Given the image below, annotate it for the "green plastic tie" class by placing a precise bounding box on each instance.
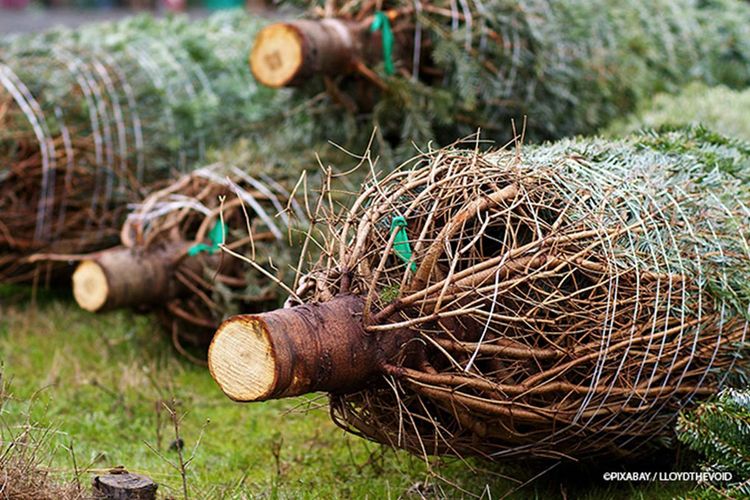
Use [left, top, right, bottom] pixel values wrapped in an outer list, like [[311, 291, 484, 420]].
[[187, 220, 226, 256], [370, 11, 395, 76], [390, 216, 416, 272]]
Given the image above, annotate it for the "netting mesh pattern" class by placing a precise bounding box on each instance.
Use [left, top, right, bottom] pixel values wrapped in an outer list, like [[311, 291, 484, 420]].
[[0, 12, 284, 282], [120, 162, 305, 356], [296, 127, 750, 460], [291, 0, 750, 145]]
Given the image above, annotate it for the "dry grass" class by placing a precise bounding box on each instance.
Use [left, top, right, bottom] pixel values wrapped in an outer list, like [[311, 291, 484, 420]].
[[0, 377, 84, 500]]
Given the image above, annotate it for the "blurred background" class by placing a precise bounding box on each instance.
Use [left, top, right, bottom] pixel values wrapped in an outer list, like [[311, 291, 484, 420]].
[[0, 0, 265, 33]]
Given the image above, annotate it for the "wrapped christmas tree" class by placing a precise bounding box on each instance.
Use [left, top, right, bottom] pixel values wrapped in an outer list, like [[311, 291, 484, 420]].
[[250, 0, 750, 147], [0, 12, 300, 283], [70, 158, 306, 359], [69, 139, 350, 359], [209, 127, 750, 460]]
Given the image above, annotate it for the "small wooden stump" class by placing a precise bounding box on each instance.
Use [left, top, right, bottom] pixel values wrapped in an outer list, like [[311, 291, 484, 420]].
[[92, 472, 157, 500]]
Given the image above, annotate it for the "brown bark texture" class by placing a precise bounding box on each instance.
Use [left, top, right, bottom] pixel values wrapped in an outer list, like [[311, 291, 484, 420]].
[[91, 472, 157, 500], [209, 295, 409, 401], [250, 19, 381, 87], [72, 241, 207, 312]]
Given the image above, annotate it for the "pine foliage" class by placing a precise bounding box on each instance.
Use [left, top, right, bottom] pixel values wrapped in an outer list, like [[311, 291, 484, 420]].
[[0, 12, 328, 281], [608, 82, 750, 142], [0, 11, 288, 177], [290, 0, 750, 147], [274, 126, 750, 459], [677, 389, 750, 498]]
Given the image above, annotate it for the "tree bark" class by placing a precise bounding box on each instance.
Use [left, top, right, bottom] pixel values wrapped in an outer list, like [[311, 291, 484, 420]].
[[208, 295, 408, 402], [72, 241, 201, 313], [92, 472, 157, 500], [250, 19, 379, 87]]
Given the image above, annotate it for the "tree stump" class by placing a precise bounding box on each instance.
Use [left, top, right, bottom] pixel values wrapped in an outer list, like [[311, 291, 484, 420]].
[[92, 472, 157, 500]]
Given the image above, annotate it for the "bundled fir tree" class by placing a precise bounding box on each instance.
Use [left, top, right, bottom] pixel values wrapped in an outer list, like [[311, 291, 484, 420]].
[[209, 127, 750, 461], [250, 0, 750, 149], [0, 12, 308, 284], [70, 140, 348, 359]]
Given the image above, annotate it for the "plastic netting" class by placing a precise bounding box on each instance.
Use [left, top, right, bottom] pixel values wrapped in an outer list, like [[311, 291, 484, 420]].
[[117, 161, 308, 360], [0, 12, 283, 282], [291, 128, 750, 460], [284, 0, 750, 147]]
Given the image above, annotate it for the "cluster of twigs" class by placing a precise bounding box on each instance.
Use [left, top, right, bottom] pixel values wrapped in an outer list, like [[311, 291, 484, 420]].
[[117, 163, 305, 361], [0, 12, 281, 283], [0, 374, 85, 500], [287, 127, 750, 460], [0, 427, 85, 500], [0, 86, 118, 283]]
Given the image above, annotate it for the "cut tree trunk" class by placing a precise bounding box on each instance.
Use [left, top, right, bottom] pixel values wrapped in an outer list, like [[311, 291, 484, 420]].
[[250, 19, 378, 87], [72, 242, 200, 313], [92, 472, 157, 500], [208, 295, 408, 401]]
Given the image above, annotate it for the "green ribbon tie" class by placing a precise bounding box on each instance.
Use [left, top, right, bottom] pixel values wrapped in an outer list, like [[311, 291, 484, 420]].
[[187, 220, 226, 256], [370, 11, 395, 76], [390, 216, 416, 272]]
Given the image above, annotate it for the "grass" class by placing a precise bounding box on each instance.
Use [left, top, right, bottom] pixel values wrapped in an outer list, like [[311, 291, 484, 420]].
[[0, 285, 701, 498]]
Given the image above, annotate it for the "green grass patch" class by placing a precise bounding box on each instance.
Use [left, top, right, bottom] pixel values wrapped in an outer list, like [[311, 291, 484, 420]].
[[0, 292, 700, 498]]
